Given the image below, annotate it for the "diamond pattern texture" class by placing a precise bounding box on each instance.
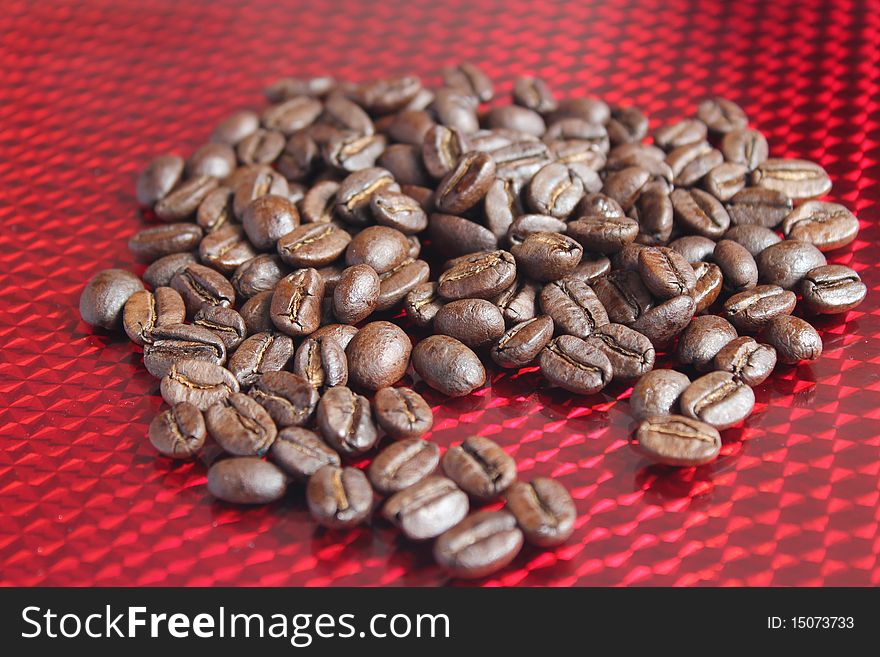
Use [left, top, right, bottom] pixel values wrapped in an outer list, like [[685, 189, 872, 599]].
[[1, 0, 879, 587]]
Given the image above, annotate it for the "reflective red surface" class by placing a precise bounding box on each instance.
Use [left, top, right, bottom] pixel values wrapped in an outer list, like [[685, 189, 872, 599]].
[[1, 0, 879, 586]]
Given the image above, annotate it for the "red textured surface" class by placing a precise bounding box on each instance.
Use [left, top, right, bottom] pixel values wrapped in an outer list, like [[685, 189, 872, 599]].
[[1, 0, 879, 587]]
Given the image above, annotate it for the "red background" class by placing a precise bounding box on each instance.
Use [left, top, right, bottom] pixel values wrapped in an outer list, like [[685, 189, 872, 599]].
[[1, 0, 879, 587]]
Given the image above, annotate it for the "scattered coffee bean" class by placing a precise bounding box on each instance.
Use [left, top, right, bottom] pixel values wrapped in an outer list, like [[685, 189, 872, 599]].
[[143, 252, 197, 289], [800, 264, 866, 315], [437, 250, 517, 300], [205, 392, 277, 456], [586, 323, 656, 379], [372, 387, 434, 439], [268, 426, 340, 481], [751, 158, 832, 199], [635, 414, 722, 467], [720, 128, 768, 171], [228, 331, 294, 387], [668, 235, 717, 263], [160, 359, 239, 411], [148, 402, 206, 459], [591, 269, 653, 324], [761, 315, 823, 364], [170, 262, 236, 316], [249, 371, 319, 428], [491, 315, 554, 369], [333, 264, 380, 324], [316, 386, 379, 456], [383, 476, 469, 540], [155, 176, 219, 222], [676, 315, 738, 371], [369, 439, 441, 495], [441, 435, 516, 501], [307, 465, 373, 528], [122, 287, 185, 345], [629, 294, 696, 348], [411, 335, 486, 397], [129, 223, 204, 262], [638, 246, 697, 299], [680, 370, 755, 430], [540, 334, 613, 394], [505, 478, 576, 547], [433, 299, 506, 348], [137, 155, 185, 206], [722, 224, 781, 256], [691, 261, 724, 313], [292, 336, 348, 389], [345, 321, 411, 391], [270, 268, 325, 336], [725, 186, 792, 228], [712, 239, 758, 292], [193, 306, 247, 350], [781, 201, 859, 252], [208, 457, 288, 505], [756, 240, 827, 290], [629, 369, 691, 420], [142, 323, 227, 378], [712, 336, 777, 386], [696, 97, 748, 135], [433, 510, 524, 579], [670, 187, 730, 239]]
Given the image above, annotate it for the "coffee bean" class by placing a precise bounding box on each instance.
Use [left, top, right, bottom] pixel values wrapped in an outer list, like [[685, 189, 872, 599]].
[[638, 246, 697, 299], [330, 264, 379, 324], [249, 371, 319, 428], [376, 258, 430, 311], [756, 240, 827, 290], [206, 392, 277, 456], [722, 224, 781, 257], [265, 76, 335, 102], [630, 369, 690, 420], [513, 76, 557, 113], [691, 262, 723, 313], [316, 387, 378, 457], [335, 168, 398, 225], [540, 334, 612, 394], [382, 475, 468, 541], [154, 176, 219, 222], [196, 186, 235, 233], [600, 166, 651, 211], [632, 187, 673, 245], [129, 223, 204, 262], [604, 143, 666, 171], [713, 336, 777, 386], [307, 465, 373, 528], [353, 75, 422, 114], [507, 214, 568, 247], [292, 336, 348, 389], [422, 124, 470, 179], [703, 162, 748, 201], [567, 254, 611, 285], [239, 291, 275, 335], [720, 128, 768, 171], [653, 119, 707, 151], [670, 187, 730, 239], [142, 323, 227, 378], [511, 232, 583, 282], [373, 387, 434, 440], [723, 284, 796, 333], [434, 151, 496, 214], [261, 96, 322, 135], [197, 224, 256, 274], [187, 142, 236, 179], [324, 91, 375, 136], [539, 278, 608, 338], [411, 335, 486, 397], [429, 213, 498, 257], [491, 316, 554, 369], [441, 435, 515, 501], [547, 97, 610, 125], [591, 269, 653, 324], [491, 139, 552, 183], [231, 254, 288, 299], [309, 323, 359, 351], [386, 110, 436, 146], [760, 315, 823, 364], [168, 263, 235, 317], [298, 180, 338, 225], [713, 239, 758, 292], [606, 105, 648, 146], [270, 269, 325, 336], [681, 370, 755, 430], [433, 299, 506, 348], [148, 402, 206, 459], [677, 315, 738, 371], [433, 510, 523, 579], [123, 287, 186, 345], [548, 138, 607, 170], [800, 265, 866, 315], [696, 97, 748, 134], [237, 128, 286, 166], [442, 63, 493, 102], [193, 306, 247, 350], [486, 105, 546, 137], [751, 158, 832, 199], [527, 162, 598, 218], [232, 167, 289, 219], [160, 359, 238, 410], [369, 440, 441, 495], [405, 282, 445, 327], [630, 294, 696, 348], [143, 252, 198, 289], [492, 277, 538, 325], [345, 226, 410, 275], [585, 323, 655, 379], [566, 214, 639, 254], [207, 457, 287, 505], [505, 478, 575, 547], [79, 268, 144, 331], [345, 321, 411, 391], [277, 223, 352, 268], [241, 195, 300, 251], [228, 331, 294, 387], [668, 235, 717, 263], [369, 190, 427, 234], [323, 131, 387, 172], [781, 201, 859, 252], [211, 110, 260, 145], [137, 155, 184, 206], [667, 140, 723, 187], [267, 427, 340, 482], [725, 187, 792, 228], [437, 250, 517, 300], [634, 415, 721, 467]]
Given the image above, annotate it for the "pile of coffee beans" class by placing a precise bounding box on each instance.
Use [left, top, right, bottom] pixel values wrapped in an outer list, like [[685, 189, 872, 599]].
[[80, 64, 865, 579]]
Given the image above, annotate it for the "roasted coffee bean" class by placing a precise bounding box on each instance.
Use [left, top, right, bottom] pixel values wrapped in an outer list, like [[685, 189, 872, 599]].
[[376, 146, 431, 188], [713, 336, 777, 386], [653, 119, 708, 151], [324, 91, 375, 135], [493, 277, 538, 325], [667, 141, 723, 187], [170, 263, 235, 316], [638, 246, 697, 299], [369, 190, 427, 234], [606, 105, 648, 145], [696, 97, 748, 134], [540, 335, 612, 394], [691, 262, 723, 313], [756, 240, 827, 290], [193, 306, 247, 350], [429, 213, 498, 257], [604, 143, 666, 171], [544, 119, 608, 145], [630, 369, 690, 420], [308, 324, 359, 352], [411, 335, 486, 397], [491, 315, 554, 369], [442, 63, 493, 102], [751, 158, 832, 199], [680, 370, 755, 430], [237, 128, 286, 166], [373, 387, 434, 440], [228, 331, 294, 387], [800, 265, 866, 315], [249, 371, 319, 428], [591, 269, 653, 324], [270, 269, 324, 336], [486, 105, 546, 137], [547, 96, 610, 125], [241, 195, 300, 251], [405, 282, 445, 327], [323, 131, 387, 172], [511, 232, 583, 282], [422, 124, 470, 179], [437, 250, 517, 300], [154, 176, 219, 222], [129, 223, 204, 262], [386, 109, 435, 146], [345, 321, 411, 391], [722, 224, 781, 256], [576, 188, 627, 220], [137, 155, 184, 206], [434, 151, 496, 214], [268, 426, 340, 482], [160, 359, 238, 410], [300, 180, 339, 224], [600, 166, 651, 211], [668, 235, 717, 263], [375, 258, 430, 311], [548, 137, 607, 170], [527, 162, 597, 218], [292, 336, 348, 389], [725, 187, 792, 228], [307, 465, 372, 528], [713, 239, 758, 292], [634, 415, 721, 467], [670, 187, 730, 239], [382, 475, 468, 540], [149, 402, 206, 459], [723, 284, 796, 333], [505, 478, 575, 547], [433, 299, 506, 348], [211, 110, 260, 145], [277, 223, 352, 268], [199, 224, 257, 273], [196, 186, 235, 233], [143, 252, 197, 289], [566, 214, 639, 254], [239, 291, 274, 335], [539, 278, 608, 338], [335, 167, 398, 225], [316, 263, 344, 296], [568, 253, 612, 285], [632, 187, 673, 245], [123, 287, 186, 345], [333, 263, 380, 324], [507, 214, 567, 247], [586, 323, 655, 379], [369, 438, 440, 493], [630, 294, 696, 348], [433, 510, 523, 579], [441, 435, 515, 501], [676, 315, 738, 371], [265, 76, 335, 102], [142, 323, 227, 378], [781, 201, 859, 252], [720, 128, 768, 171], [79, 268, 145, 330], [345, 226, 410, 275], [232, 167, 289, 219], [187, 142, 236, 179], [513, 76, 557, 113], [703, 162, 748, 201], [316, 387, 378, 457], [261, 96, 322, 135], [231, 254, 288, 299], [205, 393, 277, 456], [353, 75, 422, 113], [207, 457, 287, 505], [761, 315, 823, 364]]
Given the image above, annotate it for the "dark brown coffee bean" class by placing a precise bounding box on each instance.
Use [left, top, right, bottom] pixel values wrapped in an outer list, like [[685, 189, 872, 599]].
[[405, 283, 444, 327], [129, 223, 203, 262], [207, 457, 287, 504], [568, 253, 611, 284], [299, 181, 338, 224], [428, 213, 498, 257], [432, 299, 505, 348], [239, 291, 274, 335], [323, 131, 387, 172], [604, 143, 666, 171], [211, 110, 260, 146], [507, 214, 567, 247], [369, 438, 439, 493], [696, 97, 748, 134], [540, 335, 612, 394], [377, 143, 431, 187], [607, 105, 648, 145], [676, 315, 738, 371], [630, 294, 697, 348], [635, 415, 721, 467], [123, 287, 186, 345], [315, 263, 343, 296], [382, 475, 467, 540], [539, 278, 608, 338], [585, 323, 655, 379], [373, 387, 434, 440], [486, 105, 546, 137], [720, 128, 768, 171], [78, 268, 143, 331], [249, 371, 319, 428], [527, 162, 599, 218], [268, 427, 340, 482], [316, 387, 378, 457], [186, 142, 235, 179], [368, 190, 427, 234], [335, 167, 398, 225], [547, 137, 607, 170], [723, 285, 796, 332], [236, 128, 286, 166], [160, 359, 238, 410], [751, 158, 832, 199], [261, 96, 322, 135], [137, 155, 184, 206], [667, 141, 723, 187], [511, 232, 583, 282], [148, 401, 206, 460], [492, 277, 538, 325], [591, 269, 653, 324], [713, 336, 777, 386], [232, 167, 289, 220], [441, 62, 493, 102], [670, 187, 730, 239], [438, 250, 517, 300], [630, 369, 690, 420], [681, 370, 755, 430], [193, 306, 246, 350], [546, 97, 610, 125], [270, 269, 324, 336], [375, 258, 430, 311], [323, 90, 375, 135], [265, 76, 335, 102], [231, 254, 287, 299], [491, 139, 552, 183], [761, 315, 823, 364], [344, 226, 409, 275], [328, 264, 380, 324], [632, 187, 673, 245], [241, 195, 300, 251], [703, 162, 748, 201], [195, 186, 234, 234], [725, 187, 792, 228], [709, 239, 756, 293], [307, 465, 372, 528], [781, 201, 859, 252], [345, 321, 411, 391], [305, 325, 357, 353], [198, 224, 257, 274], [433, 510, 523, 579], [513, 76, 557, 113], [422, 124, 470, 179], [491, 316, 554, 369], [756, 240, 827, 290], [691, 262, 723, 313], [385, 109, 435, 145], [600, 166, 651, 211], [668, 235, 717, 263], [411, 335, 486, 397], [723, 224, 781, 256], [292, 336, 348, 389], [638, 246, 697, 299], [169, 262, 235, 316], [351, 75, 422, 114], [228, 331, 294, 387], [154, 176, 219, 222], [434, 151, 496, 214], [441, 435, 515, 501], [206, 392, 277, 456], [142, 323, 227, 378], [800, 265, 866, 315], [653, 119, 707, 151], [505, 478, 575, 547], [566, 214, 639, 254], [277, 223, 352, 268], [143, 253, 197, 289]]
